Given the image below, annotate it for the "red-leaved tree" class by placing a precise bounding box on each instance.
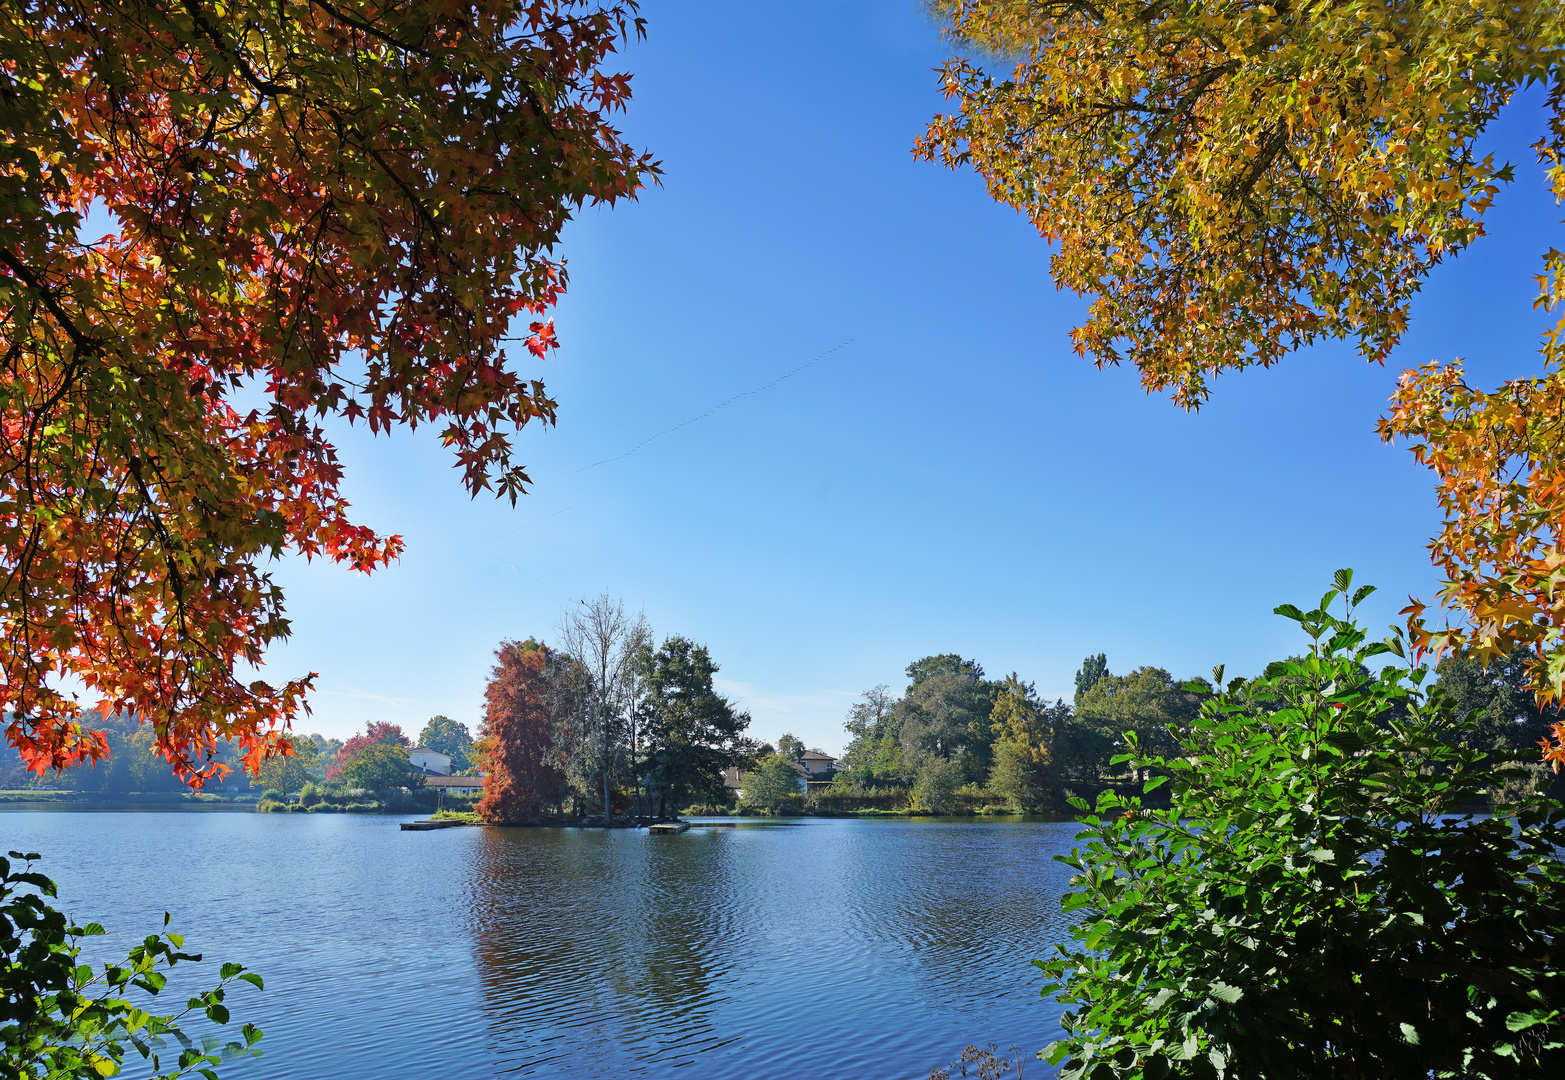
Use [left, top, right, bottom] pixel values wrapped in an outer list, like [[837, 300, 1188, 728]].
[[477, 639, 569, 823], [326, 722, 410, 783]]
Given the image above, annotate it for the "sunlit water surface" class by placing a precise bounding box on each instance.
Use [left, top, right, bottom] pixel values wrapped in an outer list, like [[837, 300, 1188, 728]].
[[2, 811, 1082, 1079]]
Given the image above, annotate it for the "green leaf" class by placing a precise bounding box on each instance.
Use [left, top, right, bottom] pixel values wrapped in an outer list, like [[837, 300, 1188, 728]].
[[1209, 982, 1242, 1004], [1506, 1010, 1551, 1032]]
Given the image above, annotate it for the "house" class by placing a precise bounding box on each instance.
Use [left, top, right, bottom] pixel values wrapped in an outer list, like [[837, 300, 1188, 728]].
[[422, 774, 482, 797], [722, 759, 819, 797], [799, 750, 836, 776], [409, 747, 451, 775]]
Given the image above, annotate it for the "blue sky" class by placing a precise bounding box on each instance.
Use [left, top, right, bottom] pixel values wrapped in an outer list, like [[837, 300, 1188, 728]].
[[257, 0, 1564, 755]]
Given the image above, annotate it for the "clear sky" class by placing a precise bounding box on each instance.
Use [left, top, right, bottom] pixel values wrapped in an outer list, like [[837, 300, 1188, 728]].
[[256, 0, 1564, 755]]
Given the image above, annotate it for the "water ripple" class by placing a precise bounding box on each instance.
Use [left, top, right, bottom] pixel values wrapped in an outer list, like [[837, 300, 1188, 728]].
[[2, 811, 1084, 1080]]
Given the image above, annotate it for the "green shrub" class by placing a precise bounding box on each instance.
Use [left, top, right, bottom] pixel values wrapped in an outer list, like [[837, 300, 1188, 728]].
[[807, 789, 910, 812], [1, 851, 264, 1079], [298, 782, 321, 807], [911, 758, 961, 814], [306, 802, 334, 813], [429, 810, 480, 824], [738, 753, 807, 813], [259, 788, 283, 803], [343, 801, 379, 813], [1041, 572, 1565, 1079]]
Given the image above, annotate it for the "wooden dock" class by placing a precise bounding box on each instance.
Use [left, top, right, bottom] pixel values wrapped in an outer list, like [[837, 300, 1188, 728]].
[[647, 821, 690, 834], [400, 819, 464, 831]]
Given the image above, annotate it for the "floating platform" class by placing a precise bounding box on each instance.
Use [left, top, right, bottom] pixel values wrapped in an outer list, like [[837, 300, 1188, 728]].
[[647, 821, 690, 834], [400, 819, 464, 831]]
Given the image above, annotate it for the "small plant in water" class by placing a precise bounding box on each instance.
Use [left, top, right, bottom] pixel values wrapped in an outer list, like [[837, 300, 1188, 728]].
[[930, 1043, 1027, 1080]]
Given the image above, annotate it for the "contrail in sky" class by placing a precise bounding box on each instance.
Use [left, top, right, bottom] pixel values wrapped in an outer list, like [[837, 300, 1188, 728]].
[[577, 340, 854, 472]]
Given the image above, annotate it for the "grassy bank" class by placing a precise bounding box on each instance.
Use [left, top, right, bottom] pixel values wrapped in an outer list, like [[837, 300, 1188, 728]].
[[256, 792, 480, 815], [0, 790, 257, 806]]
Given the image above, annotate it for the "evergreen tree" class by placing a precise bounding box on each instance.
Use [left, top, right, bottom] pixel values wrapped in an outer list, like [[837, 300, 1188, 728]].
[[1074, 653, 1108, 706], [639, 636, 754, 818]]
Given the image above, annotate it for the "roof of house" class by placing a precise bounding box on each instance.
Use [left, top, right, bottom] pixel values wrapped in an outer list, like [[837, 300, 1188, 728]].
[[423, 774, 481, 787], [800, 750, 835, 762], [410, 746, 449, 757]]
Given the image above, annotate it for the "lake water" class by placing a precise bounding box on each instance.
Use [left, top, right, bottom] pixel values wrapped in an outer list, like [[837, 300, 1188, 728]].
[[1, 811, 1084, 1079]]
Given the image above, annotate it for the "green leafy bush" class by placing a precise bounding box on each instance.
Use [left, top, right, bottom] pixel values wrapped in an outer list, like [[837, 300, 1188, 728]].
[[1040, 572, 1565, 1079], [912, 758, 961, 814], [298, 782, 321, 808], [739, 754, 807, 814], [0, 851, 263, 1079]]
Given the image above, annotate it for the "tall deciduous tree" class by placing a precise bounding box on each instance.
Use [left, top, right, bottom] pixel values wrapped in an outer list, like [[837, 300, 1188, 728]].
[[841, 684, 894, 772], [639, 636, 753, 818], [1075, 666, 1205, 776], [917, 0, 1565, 763], [896, 654, 998, 783], [988, 674, 1064, 812], [339, 741, 413, 795], [252, 736, 318, 798], [557, 595, 651, 824], [0, 0, 657, 785], [477, 639, 569, 824], [416, 715, 474, 773], [326, 722, 408, 783]]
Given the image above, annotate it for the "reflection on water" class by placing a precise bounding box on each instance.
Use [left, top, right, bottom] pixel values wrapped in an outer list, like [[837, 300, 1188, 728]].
[[2, 812, 1081, 1080], [465, 828, 738, 1072]]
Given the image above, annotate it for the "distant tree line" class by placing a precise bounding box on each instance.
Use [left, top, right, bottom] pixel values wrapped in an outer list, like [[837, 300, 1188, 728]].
[[832, 647, 1563, 813], [2, 645, 1550, 809], [0, 713, 474, 806]]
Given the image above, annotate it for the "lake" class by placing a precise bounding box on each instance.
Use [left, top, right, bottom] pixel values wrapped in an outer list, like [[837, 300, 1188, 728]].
[[1, 811, 1084, 1079]]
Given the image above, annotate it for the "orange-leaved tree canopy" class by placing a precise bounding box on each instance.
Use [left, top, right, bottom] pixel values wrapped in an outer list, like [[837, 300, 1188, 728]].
[[917, 0, 1565, 766], [476, 638, 571, 824], [0, 0, 657, 784]]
